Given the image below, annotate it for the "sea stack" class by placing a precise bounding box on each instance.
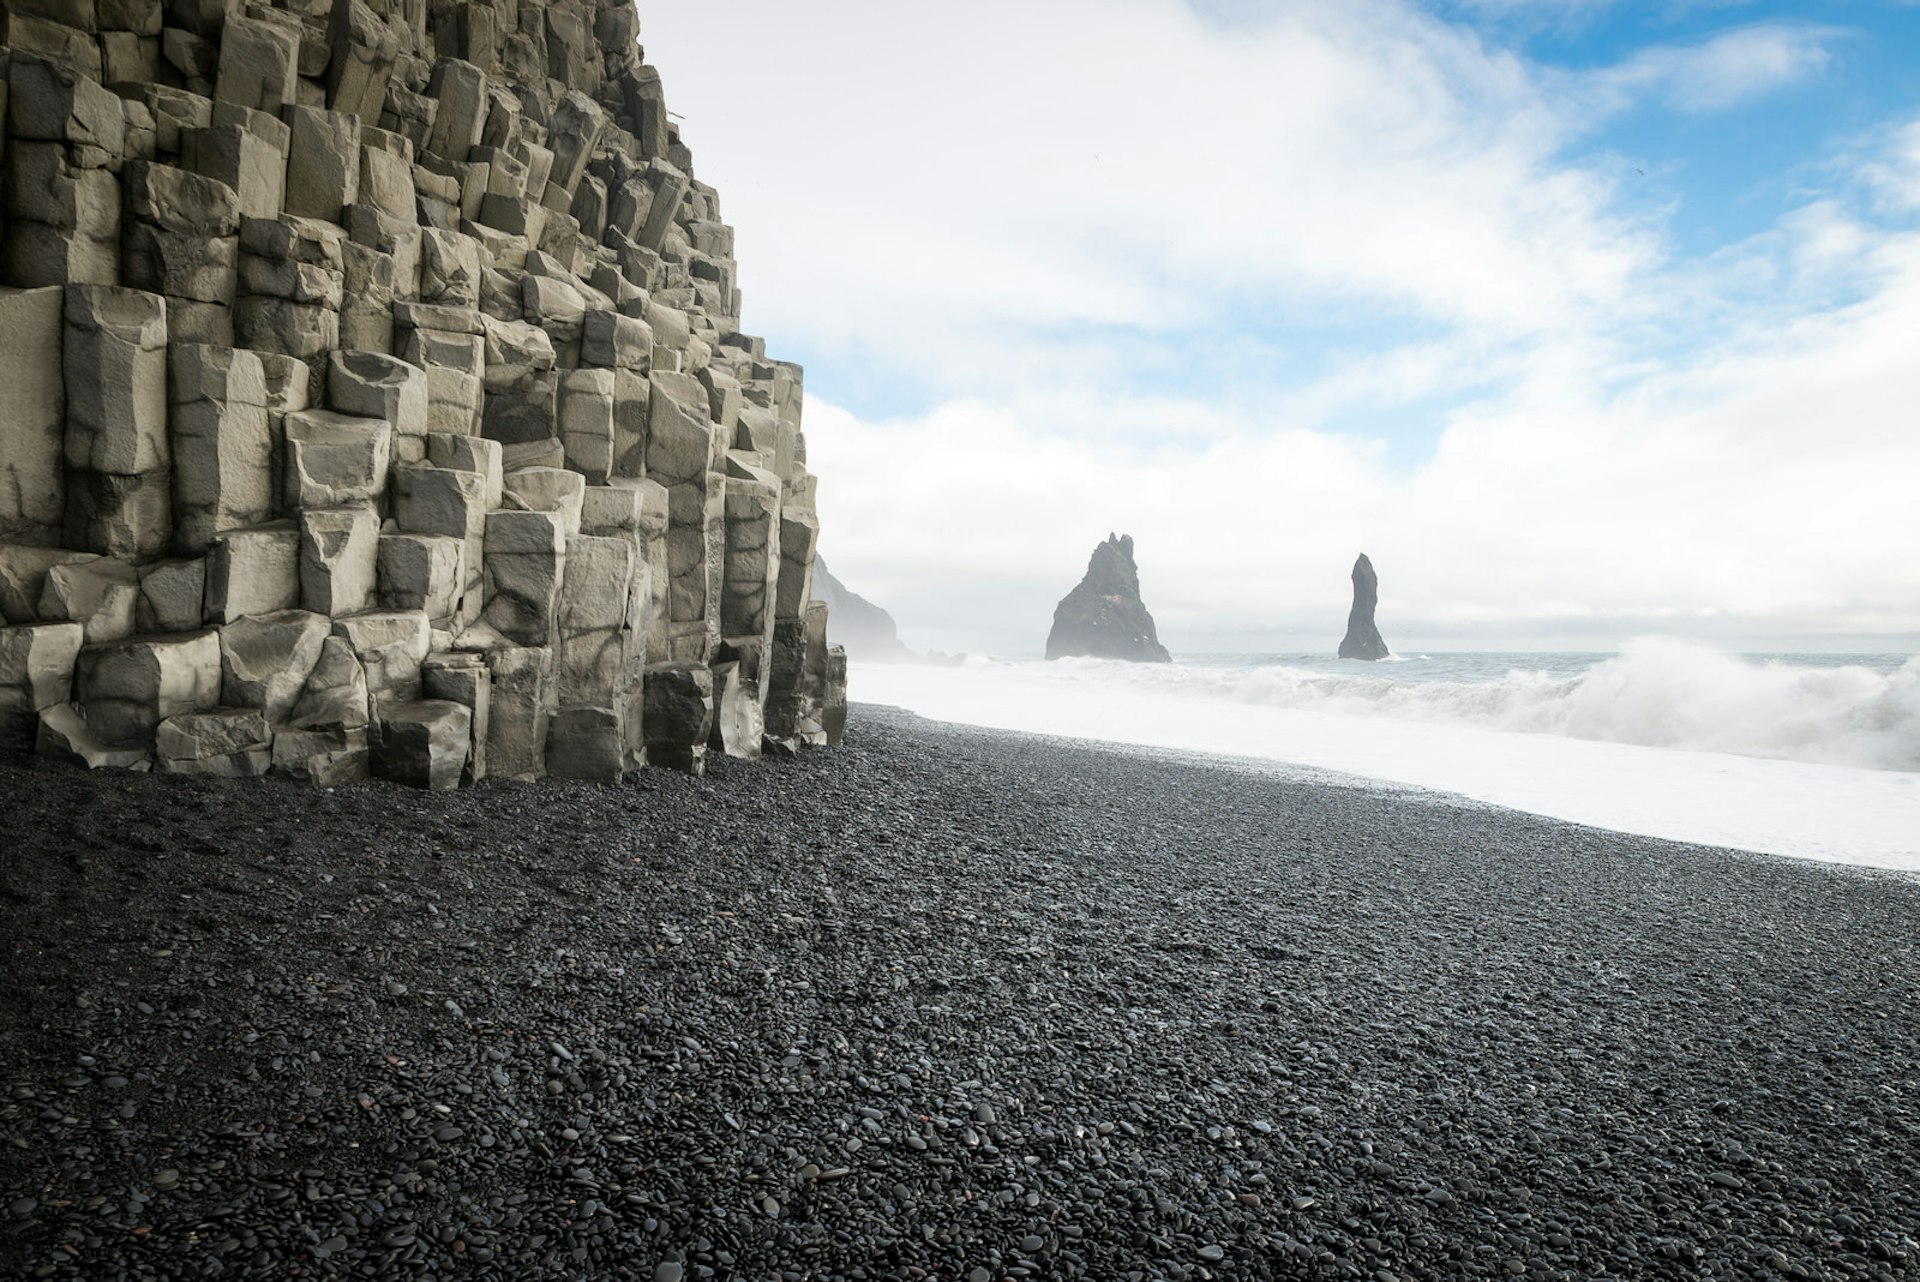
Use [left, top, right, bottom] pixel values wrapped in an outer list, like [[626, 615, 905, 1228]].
[[1338, 553, 1391, 661], [1046, 534, 1171, 662]]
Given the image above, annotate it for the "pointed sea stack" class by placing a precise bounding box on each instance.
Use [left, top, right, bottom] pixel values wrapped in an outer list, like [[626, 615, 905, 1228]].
[[1338, 553, 1391, 661], [1046, 534, 1171, 662]]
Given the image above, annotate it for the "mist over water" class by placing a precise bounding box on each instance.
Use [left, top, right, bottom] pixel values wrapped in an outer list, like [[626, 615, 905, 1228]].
[[853, 639, 1920, 867], [1097, 640, 1920, 773]]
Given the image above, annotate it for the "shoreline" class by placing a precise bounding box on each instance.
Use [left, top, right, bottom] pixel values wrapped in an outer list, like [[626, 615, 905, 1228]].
[[3, 704, 1917, 1280], [847, 661, 1920, 871]]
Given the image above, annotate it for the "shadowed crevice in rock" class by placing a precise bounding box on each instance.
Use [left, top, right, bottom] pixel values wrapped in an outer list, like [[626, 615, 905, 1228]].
[[1046, 533, 1171, 662], [1339, 552, 1390, 661]]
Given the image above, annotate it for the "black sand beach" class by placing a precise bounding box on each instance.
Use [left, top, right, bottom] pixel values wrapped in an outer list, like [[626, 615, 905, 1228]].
[[2, 704, 1916, 1281]]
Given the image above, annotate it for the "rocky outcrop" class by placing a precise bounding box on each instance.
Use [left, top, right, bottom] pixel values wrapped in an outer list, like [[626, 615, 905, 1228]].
[[0, 0, 844, 786], [813, 556, 912, 662], [1045, 533, 1170, 663], [1338, 553, 1390, 661]]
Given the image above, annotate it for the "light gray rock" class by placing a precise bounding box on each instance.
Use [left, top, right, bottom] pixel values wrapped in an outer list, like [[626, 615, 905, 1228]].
[[426, 434, 503, 506], [611, 368, 650, 479], [183, 122, 286, 220], [287, 633, 370, 730], [481, 508, 565, 647], [155, 707, 271, 776], [218, 607, 330, 722], [546, 703, 624, 782], [39, 557, 139, 643], [213, 14, 299, 115], [423, 57, 486, 162], [557, 368, 616, 483], [168, 344, 271, 554], [482, 643, 550, 781], [775, 507, 819, 621], [0, 622, 86, 748], [72, 628, 222, 746], [240, 212, 346, 270], [7, 50, 125, 152], [821, 647, 849, 747], [327, 349, 428, 434], [418, 227, 484, 306], [36, 703, 152, 771], [63, 285, 170, 476], [708, 658, 763, 760], [270, 724, 368, 783], [0, 546, 99, 623], [553, 533, 634, 705], [204, 520, 300, 624], [298, 506, 379, 615], [136, 558, 206, 633], [325, 0, 399, 121], [282, 409, 392, 510], [376, 532, 464, 624], [283, 104, 361, 223], [125, 159, 242, 236], [332, 609, 431, 715], [0, 287, 67, 545], [501, 466, 584, 537], [721, 462, 781, 660], [422, 651, 489, 783]]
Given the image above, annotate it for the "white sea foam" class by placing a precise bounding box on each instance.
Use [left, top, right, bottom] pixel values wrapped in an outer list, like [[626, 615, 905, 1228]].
[[1057, 639, 1920, 772], [852, 642, 1920, 870]]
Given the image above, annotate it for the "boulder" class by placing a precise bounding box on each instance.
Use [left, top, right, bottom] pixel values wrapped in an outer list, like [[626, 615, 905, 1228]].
[[71, 629, 222, 746], [1044, 533, 1171, 663], [37, 703, 152, 771], [373, 699, 470, 790], [271, 724, 369, 784], [155, 707, 272, 776], [219, 608, 330, 722], [643, 660, 710, 775]]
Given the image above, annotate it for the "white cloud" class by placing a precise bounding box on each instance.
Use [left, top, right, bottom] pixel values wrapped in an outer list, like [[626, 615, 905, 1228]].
[[635, 2, 1920, 652], [808, 221, 1920, 653], [1575, 23, 1840, 116], [645, 0, 1653, 387]]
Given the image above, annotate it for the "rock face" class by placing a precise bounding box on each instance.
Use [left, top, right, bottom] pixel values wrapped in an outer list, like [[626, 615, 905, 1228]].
[[1045, 533, 1171, 663], [813, 556, 912, 662], [0, 0, 845, 785], [1338, 553, 1390, 661]]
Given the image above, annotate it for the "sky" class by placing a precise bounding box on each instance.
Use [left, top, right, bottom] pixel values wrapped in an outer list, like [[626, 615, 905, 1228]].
[[642, 1, 1920, 656]]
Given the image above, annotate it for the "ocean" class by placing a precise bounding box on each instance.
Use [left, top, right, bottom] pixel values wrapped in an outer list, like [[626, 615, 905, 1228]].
[[849, 638, 1920, 871]]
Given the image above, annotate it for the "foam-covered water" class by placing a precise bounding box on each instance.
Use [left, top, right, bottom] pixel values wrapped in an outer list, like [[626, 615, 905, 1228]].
[[1043, 641, 1920, 772], [851, 640, 1920, 869]]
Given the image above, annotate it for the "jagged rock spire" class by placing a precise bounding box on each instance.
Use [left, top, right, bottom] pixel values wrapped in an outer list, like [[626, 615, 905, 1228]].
[[1045, 533, 1171, 663]]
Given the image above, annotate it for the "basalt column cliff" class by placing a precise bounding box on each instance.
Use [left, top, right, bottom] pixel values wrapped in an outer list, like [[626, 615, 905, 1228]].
[[0, 0, 844, 785]]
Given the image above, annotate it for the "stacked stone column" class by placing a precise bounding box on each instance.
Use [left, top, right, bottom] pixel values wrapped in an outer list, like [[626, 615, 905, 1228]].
[[0, 0, 845, 787]]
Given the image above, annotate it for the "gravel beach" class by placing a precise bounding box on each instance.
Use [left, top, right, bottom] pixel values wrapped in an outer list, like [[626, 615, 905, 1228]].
[[2, 703, 1916, 1281]]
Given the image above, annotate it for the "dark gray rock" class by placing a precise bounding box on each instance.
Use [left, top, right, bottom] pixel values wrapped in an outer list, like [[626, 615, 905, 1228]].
[[1338, 552, 1390, 661], [1046, 533, 1170, 662], [812, 556, 912, 662]]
